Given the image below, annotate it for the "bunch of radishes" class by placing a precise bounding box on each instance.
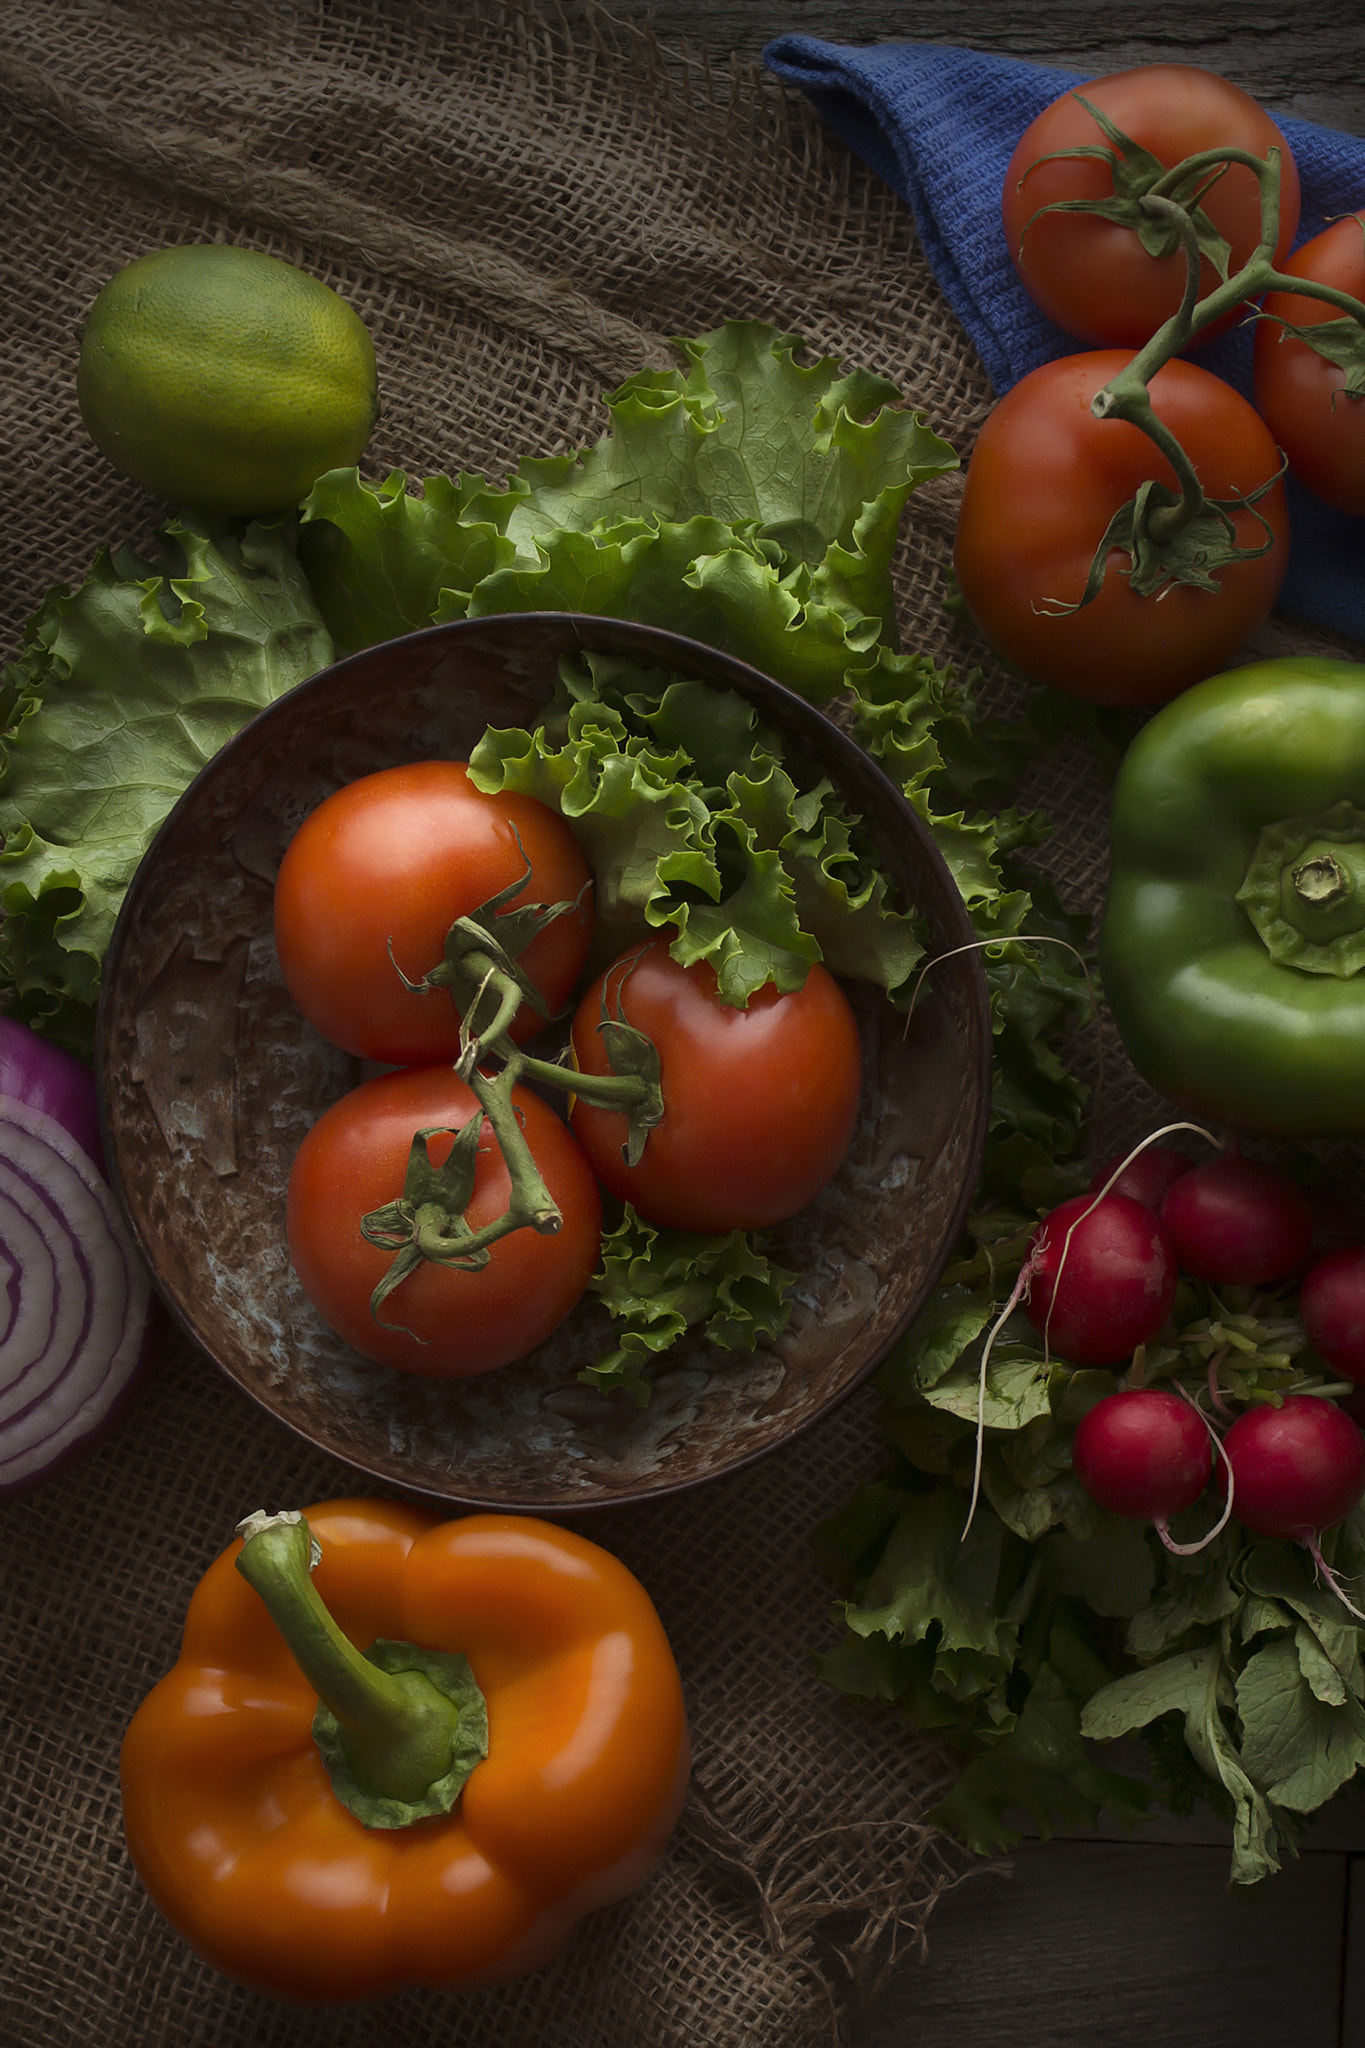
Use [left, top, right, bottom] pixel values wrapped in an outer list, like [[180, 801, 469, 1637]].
[[1018, 1137, 1365, 1599]]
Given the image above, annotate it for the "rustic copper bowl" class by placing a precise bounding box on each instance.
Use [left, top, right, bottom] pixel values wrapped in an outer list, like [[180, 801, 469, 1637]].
[[98, 614, 990, 1510]]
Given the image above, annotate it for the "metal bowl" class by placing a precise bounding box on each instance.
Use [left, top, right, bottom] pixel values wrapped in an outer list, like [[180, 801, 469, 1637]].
[[98, 614, 991, 1510]]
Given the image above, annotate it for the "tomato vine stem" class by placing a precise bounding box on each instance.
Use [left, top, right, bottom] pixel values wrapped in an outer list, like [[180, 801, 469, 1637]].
[[360, 911, 667, 1329], [1071, 132, 1365, 604]]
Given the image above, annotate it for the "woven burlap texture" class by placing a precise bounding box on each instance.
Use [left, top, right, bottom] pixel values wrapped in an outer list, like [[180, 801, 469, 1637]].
[[4, 4, 1360, 2046], [0, 5, 992, 2045]]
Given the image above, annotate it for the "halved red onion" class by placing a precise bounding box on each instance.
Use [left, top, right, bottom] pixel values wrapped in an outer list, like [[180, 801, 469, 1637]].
[[0, 1093, 151, 1498], [0, 1016, 105, 1170]]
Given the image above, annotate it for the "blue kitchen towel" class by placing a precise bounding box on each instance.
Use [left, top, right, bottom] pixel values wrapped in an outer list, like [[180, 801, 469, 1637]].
[[764, 37, 1365, 643]]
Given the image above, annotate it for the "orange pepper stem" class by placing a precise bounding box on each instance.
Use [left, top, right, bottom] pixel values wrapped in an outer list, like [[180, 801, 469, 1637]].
[[234, 1511, 489, 1828]]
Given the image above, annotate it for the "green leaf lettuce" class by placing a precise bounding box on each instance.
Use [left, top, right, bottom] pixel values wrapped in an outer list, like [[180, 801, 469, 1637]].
[[0, 517, 332, 1055]]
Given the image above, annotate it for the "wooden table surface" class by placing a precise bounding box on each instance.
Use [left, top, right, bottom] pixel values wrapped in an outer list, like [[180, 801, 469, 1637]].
[[581, 6, 1365, 2044]]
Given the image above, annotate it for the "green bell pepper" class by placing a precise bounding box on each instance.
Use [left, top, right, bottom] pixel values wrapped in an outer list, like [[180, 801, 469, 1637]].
[[1099, 657, 1365, 1136]]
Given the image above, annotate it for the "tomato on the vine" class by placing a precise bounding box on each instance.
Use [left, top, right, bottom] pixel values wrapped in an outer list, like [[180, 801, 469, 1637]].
[[1254, 212, 1365, 517], [287, 1063, 602, 1376], [568, 940, 863, 1234], [273, 760, 593, 1065], [1003, 65, 1300, 350], [953, 351, 1289, 707]]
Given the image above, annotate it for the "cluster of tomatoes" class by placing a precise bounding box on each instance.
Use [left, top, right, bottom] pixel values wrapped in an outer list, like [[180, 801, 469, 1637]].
[[953, 64, 1365, 709], [271, 758, 864, 1379], [1019, 1140, 1365, 1564]]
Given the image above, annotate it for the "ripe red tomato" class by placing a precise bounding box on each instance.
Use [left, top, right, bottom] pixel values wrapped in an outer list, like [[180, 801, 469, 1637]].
[[287, 1064, 602, 1376], [1254, 212, 1365, 516], [273, 760, 593, 1064], [568, 941, 862, 1234], [953, 351, 1289, 707], [1003, 65, 1300, 349]]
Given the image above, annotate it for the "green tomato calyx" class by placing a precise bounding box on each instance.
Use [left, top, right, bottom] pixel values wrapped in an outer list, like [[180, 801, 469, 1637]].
[[390, 835, 587, 1073], [1014, 96, 1235, 277], [1054, 129, 1365, 621], [1040, 468, 1282, 614]]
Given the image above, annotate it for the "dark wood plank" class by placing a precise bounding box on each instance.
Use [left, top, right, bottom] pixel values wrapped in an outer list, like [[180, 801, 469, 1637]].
[[1344, 1857, 1365, 2048], [575, 3, 1365, 130], [861, 1839, 1347, 2048]]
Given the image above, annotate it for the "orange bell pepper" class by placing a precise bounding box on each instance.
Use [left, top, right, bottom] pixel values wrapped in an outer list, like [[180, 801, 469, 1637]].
[[120, 1497, 690, 2001]]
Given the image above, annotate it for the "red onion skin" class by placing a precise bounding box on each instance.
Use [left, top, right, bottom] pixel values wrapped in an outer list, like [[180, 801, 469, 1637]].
[[0, 1074, 155, 1500], [0, 1018, 105, 1172], [0, 1306, 162, 1503]]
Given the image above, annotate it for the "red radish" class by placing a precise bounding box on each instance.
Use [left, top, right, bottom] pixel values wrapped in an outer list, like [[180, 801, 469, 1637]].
[[1303, 1185, 1365, 1263], [1159, 1155, 1313, 1286], [1299, 1249, 1365, 1385], [1283, 1185, 1365, 1288], [1072, 1388, 1213, 1545], [1221, 1397, 1365, 1539], [1023, 1193, 1177, 1366], [1088, 1145, 1193, 1212], [1221, 1397, 1365, 1612]]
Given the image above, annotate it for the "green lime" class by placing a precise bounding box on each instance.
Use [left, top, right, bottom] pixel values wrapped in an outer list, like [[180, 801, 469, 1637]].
[[76, 243, 378, 516]]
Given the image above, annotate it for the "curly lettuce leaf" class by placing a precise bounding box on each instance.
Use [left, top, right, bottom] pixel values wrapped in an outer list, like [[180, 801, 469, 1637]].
[[296, 467, 521, 654], [583, 1202, 795, 1403], [470, 650, 922, 1007], [848, 646, 1094, 1156], [0, 517, 332, 1055], [495, 320, 945, 596], [298, 320, 958, 694]]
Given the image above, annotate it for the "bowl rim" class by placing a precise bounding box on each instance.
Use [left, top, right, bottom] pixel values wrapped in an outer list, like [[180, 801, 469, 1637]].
[[97, 610, 993, 1510]]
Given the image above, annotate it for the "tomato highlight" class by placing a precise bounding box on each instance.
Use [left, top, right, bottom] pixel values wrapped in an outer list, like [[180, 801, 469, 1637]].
[[287, 1064, 603, 1376], [1253, 211, 1365, 516], [273, 760, 594, 1065], [568, 941, 863, 1235], [954, 351, 1289, 707], [1003, 65, 1301, 351]]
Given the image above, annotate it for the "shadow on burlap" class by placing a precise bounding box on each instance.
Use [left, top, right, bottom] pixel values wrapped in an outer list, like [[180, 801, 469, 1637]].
[[3, 4, 1363, 2045]]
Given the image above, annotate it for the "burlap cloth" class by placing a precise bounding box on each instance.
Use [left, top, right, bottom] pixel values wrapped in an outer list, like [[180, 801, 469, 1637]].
[[2, 5, 1362, 2045]]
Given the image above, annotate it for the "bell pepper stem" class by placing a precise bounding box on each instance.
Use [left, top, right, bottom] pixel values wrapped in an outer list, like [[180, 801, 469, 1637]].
[[235, 1511, 468, 1808]]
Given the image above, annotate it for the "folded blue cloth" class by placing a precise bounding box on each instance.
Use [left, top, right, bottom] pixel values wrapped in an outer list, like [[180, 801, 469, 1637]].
[[764, 37, 1365, 644]]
